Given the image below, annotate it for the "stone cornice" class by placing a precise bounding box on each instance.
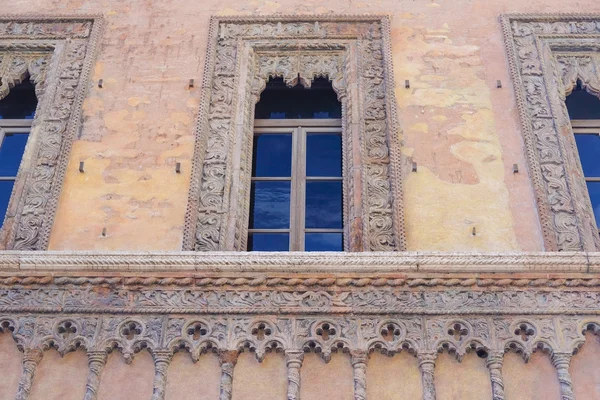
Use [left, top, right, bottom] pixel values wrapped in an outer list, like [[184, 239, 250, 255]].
[[0, 250, 596, 272]]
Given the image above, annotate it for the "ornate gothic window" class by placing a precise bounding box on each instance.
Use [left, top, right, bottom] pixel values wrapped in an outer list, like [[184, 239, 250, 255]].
[[503, 14, 600, 251], [0, 17, 102, 250], [249, 78, 343, 251], [185, 16, 406, 252]]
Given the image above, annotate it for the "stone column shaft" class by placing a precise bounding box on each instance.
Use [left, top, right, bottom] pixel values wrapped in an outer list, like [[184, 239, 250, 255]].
[[486, 352, 505, 400], [552, 352, 575, 400], [219, 351, 239, 400], [83, 351, 108, 400], [15, 348, 43, 400], [351, 351, 368, 400], [418, 351, 437, 400], [285, 350, 304, 400], [152, 350, 174, 400]]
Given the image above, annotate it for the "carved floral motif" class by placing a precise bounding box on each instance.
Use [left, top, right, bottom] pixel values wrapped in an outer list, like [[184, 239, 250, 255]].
[[0, 16, 102, 250], [502, 15, 600, 251], [185, 16, 405, 251]]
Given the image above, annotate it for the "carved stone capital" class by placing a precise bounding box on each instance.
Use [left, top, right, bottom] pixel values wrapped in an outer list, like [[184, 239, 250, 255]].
[[219, 351, 239, 400], [351, 351, 368, 400], [84, 351, 108, 400], [486, 352, 506, 400], [152, 350, 173, 400], [16, 348, 44, 400], [551, 352, 575, 400], [417, 351, 437, 400], [285, 350, 304, 400]]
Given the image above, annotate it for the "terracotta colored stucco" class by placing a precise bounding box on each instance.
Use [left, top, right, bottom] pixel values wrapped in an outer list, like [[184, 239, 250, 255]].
[[8, 0, 600, 251]]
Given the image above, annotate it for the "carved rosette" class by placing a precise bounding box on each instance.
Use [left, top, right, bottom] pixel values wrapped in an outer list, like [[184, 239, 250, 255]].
[[502, 15, 600, 251], [0, 17, 102, 250], [185, 16, 405, 252]]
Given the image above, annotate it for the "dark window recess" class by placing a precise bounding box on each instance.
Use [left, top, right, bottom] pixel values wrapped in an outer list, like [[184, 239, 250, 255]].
[[566, 82, 600, 120], [254, 77, 341, 119], [0, 79, 38, 120]]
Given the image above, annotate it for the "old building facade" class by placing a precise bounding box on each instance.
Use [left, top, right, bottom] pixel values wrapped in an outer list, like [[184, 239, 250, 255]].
[[1, 1, 600, 399]]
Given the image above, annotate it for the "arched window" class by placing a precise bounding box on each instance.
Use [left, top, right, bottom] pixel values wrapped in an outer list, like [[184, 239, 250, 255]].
[[0, 78, 37, 224], [567, 82, 600, 231], [248, 77, 343, 251]]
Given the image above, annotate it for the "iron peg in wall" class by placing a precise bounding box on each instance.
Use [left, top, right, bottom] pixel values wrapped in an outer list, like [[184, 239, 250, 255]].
[[496, 80, 502, 88], [472, 226, 477, 236], [101, 227, 107, 237], [175, 162, 181, 173], [79, 161, 85, 173], [513, 163, 519, 173], [411, 161, 417, 172], [405, 79, 410, 89], [98, 79, 103, 88], [189, 79, 194, 89]]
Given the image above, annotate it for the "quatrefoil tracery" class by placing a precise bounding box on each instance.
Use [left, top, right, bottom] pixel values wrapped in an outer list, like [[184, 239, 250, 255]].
[[120, 321, 142, 341]]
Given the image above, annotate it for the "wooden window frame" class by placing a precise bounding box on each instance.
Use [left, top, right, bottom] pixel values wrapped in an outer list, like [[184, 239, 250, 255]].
[[251, 119, 343, 251], [572, 119, 600, 185]]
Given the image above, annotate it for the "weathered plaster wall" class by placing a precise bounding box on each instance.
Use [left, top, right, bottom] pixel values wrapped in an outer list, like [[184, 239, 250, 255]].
[[165, 352, 221, 400], [435, 353, 492, 400], [502, 351, 561, 400], [6, 0, 599, 251], [366, 352, 422, 399], [232, 352, 287, 400], [30, 349, 88, 400]]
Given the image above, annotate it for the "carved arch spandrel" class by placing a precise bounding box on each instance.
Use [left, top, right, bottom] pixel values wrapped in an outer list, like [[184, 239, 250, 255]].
[[185, 16, 406, 252], [0, 16, 103, 250], [502, 14, 600, 251]]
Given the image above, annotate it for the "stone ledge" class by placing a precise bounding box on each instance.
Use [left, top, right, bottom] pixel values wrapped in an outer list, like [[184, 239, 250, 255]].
[[0, 251, 594, 273]]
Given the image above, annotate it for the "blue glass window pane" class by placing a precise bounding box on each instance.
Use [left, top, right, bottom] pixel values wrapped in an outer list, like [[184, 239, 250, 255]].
[[252, 134, 292, 177], [575, 135, 600, 177], [248, 233, 289, 251], [307, 134, 342, 177], [305, 233, 343, 251], [306, 181, 342, 229], [0, 180, 15, 223], [249, 181, 291, 229], [0, 80, 37, 119], [587, 182, 600, 227], [0, 133, 29, 176]]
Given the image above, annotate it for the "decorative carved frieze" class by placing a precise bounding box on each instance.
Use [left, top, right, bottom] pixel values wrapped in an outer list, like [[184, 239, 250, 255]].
[[185, 16, 405, 252], [0, 16, 103, 250], [502, 14, 600, 251], [1, 295, 599, 399]]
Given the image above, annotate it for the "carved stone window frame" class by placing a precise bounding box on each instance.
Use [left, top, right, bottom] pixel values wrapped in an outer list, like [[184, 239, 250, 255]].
[[0, 15, 103, 250], [502, 14, 600, 251], [184, 15, 406, 252]]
